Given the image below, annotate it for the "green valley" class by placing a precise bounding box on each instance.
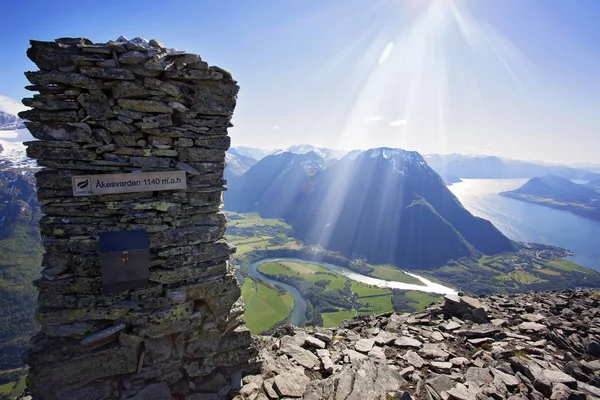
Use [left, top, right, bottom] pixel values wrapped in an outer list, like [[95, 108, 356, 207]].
[[226, 211, 600, 334]]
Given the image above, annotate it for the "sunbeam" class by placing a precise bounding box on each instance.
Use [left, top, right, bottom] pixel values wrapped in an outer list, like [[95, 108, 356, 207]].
[[313, 0, 535, 251]]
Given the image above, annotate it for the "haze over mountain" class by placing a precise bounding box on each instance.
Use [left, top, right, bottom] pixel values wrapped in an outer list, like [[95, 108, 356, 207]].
[[226, 147, 515, 268], [231, 146, 272, 162], [285, 144, 348, 161], [425, 153, 596, 181]]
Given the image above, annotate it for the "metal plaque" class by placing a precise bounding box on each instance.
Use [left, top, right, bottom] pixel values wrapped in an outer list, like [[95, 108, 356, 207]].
[[99, 230, 149, 294], [72, 171, 186, 196]]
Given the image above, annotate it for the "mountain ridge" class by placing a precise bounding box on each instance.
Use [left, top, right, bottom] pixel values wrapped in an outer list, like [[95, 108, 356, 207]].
[[226, 147, 516, 269]]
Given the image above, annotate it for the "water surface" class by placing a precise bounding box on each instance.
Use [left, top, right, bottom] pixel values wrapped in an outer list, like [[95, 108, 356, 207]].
[[449, 179, 600, 271]]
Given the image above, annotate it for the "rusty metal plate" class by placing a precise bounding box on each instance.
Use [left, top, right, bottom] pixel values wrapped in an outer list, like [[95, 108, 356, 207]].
[[99, 230, 149, 294]]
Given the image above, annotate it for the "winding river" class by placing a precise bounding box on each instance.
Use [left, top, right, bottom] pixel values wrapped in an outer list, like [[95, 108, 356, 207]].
[[249, 257, 457, 326]]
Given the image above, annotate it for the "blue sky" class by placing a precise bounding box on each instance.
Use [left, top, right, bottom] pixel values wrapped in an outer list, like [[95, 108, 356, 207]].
[[0, 0, 599, 163]]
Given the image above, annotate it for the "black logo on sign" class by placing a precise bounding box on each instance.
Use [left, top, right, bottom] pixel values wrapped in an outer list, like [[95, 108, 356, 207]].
[[73, 177, 92, 196]]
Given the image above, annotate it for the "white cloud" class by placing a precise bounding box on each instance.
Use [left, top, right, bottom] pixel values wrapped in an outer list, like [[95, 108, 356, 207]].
[[482, 143, 495, 154], [273, 125, 281, 130], [389, 119, 407, 127], [0, 95, 27, 115], [364, 115, 386, 123], [378, 42, 394, 65]]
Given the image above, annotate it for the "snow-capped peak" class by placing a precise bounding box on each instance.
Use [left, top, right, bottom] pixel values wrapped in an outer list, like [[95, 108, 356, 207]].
[[348, 147, 428, 175]]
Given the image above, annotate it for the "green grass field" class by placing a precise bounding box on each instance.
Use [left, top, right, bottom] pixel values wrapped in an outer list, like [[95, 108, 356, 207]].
[[405, 291, 442, 310], [241, 278, 294, 334], [350, 282, 394, 314], [226, 212, 291, 228], [495, 270, 547, 284], [0, 375, 26, 397], [258, 261, 348, 290], [547, 259, 594, 274], [322, 310, 356, 328], [368, 264, 424, 285]]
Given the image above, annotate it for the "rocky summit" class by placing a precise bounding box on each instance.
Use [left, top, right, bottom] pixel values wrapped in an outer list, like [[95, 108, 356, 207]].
[[20, 36, 252, 400], [232, 290, 600, 400]]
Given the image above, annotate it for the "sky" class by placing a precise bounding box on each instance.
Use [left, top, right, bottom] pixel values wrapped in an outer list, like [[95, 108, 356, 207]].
[[0, 0, 599, 164]]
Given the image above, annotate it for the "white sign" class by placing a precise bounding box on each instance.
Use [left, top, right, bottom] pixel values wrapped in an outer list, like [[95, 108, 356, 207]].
[[72, 171, 187, 196]]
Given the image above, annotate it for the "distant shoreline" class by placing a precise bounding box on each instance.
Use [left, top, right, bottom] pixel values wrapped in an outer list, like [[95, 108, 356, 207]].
[[499, 191, 600, 223]]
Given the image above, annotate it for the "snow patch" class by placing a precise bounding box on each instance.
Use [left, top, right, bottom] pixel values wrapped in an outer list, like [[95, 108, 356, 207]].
[[0, 140, 37, 169]]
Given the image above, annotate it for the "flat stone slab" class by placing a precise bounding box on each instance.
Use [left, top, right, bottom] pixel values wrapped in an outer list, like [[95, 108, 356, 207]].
[[355, 338, 376, 353], [281, 344, 320, 369], [273, 371, 310, 397], [395, 336, 423, 349], [518, 322, 547, 332]]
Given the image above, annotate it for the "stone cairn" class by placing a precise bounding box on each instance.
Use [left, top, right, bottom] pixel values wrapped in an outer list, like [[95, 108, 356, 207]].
[[20, 37, 253, 400]]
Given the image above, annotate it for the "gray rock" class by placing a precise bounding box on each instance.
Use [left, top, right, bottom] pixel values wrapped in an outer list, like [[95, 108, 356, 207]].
[[343, 349, 368, 363], [426, 374, 455, 396], [80, 323, 126, 345], [239, 382, 260, 399], [395, 336, 422, 349], [77, 90, 113, 120], [374, 330, 397, 345], [355, 338, 376, 353], [542, 370, 577, 388], [490, 367, 520, 388], [303, 359, 405, 400], [450, 357, 470, 366], [549, 383, 571, 400], [281, 344, 320, 369], [79, 66, 135, 80], [418, 345, 450, 360], [367, 346, 386, 360], [521, 313, 545, 322], [273, 371, 310, 397], [117, 98, 173, 113], [130, 383, 174, 400], [518, 322, 546, 332], [430, 361, 453, 374], [304, 336, 326, 349], [404, 350, 426, 368], [119, 51, 150, 64], [465, 367, 493, 386]]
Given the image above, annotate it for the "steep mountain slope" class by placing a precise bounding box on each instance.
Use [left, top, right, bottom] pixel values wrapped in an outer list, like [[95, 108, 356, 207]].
[[501, 175, 600, 221], [224, 151, 325, 216], [225, 149, 257, 184], [229, 147, 515, 269], [0, 169, 42, 383]]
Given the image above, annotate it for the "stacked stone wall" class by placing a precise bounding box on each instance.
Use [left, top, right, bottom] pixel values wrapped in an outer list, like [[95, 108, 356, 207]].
[[20, 36, 253, 400]]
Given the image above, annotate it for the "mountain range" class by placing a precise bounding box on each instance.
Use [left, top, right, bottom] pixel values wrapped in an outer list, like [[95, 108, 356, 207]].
[[226, 147, 515, 268], [225, 146, 600, 185], [424, 153, 599, 181]]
